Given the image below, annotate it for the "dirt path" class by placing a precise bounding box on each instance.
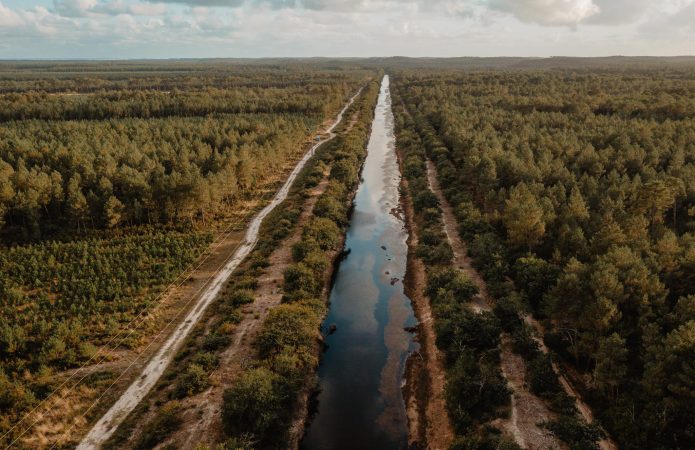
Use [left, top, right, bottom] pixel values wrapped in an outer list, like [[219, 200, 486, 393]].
[[167, 177, 331, 449], [425, 160, 564, 450], [425, 161, 490, 314], [75, 88, 363, 450], [400, 168, 455, 450]]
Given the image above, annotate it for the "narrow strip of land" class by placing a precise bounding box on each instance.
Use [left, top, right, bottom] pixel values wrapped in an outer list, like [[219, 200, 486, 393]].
[[75, 88, 363, 450]]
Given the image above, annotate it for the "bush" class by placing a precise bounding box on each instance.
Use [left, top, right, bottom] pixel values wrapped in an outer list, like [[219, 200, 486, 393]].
[[313, 195, 347, 225], [436, 309, 501, 362], [222, 368, 289, 444], [230, 289, 255, 307], [303, 217, 341, 250], [190, 352, 219, 371], [135, 401, 182, 450], [256, 304, 317, 359], [175, 363, 209, 398], [511, 325, 541, 360], [202, 333, 231, 352], [329, 159, 357, 185], [527, 354, 562, 397], [284, 263, 319, 298], [493, 295, 523, 333], [414, 190, 439, 212], [291, 239, 320, 262], [446, 349, 510, 434], [546, 416, 601, 450]]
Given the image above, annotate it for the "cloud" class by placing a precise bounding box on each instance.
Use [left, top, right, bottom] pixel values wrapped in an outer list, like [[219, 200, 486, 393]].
[[488, 0, 600, 25], [92, 1, 168, 15], [0, 2, 24, 27], [53, 0, 97, 17], [151, 0, 243, 6], [587, 0, 651, 24], [639, 0, 695, 37]]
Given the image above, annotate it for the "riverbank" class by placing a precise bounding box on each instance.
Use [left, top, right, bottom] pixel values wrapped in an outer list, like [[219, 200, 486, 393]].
[[302, 74, 417, 450], [399, 157, 455, 450]]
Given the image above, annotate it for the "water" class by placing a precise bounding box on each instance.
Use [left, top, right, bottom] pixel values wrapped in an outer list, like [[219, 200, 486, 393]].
[[301, 76, 418, 450]]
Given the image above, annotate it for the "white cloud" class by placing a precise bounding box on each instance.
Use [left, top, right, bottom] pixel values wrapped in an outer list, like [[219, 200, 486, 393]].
[[0, 2, 24, 27], [92, 1, 168, 15], [53, 0, 98, 17], [488, 0, 599, 25], [0, 0, 694, 58]]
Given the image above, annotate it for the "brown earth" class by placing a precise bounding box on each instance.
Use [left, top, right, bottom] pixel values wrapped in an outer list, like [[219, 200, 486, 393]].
[[399, 153, 455, 450]]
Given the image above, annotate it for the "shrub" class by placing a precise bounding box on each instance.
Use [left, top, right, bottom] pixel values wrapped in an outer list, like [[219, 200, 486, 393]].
[[546, 416, 601, 450], [313, 195, 347, 225], [284, 263, 319, 298], [445, 350, 510, 434], [303, 217, 341, 250], [202, 333, 231, 352], [256, 304, 317, 359], [222, 368, 289, 444], [135, 401, 182, 450], [175, 363, 209, 398], [230, 289, 255, 307], [414, 190, 439, 212], [190, 352, 219, 371]]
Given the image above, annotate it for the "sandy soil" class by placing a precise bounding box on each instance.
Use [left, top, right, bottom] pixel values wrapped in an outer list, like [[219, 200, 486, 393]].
[[399, 156, 455, 450], [425, 160, 565, 450]]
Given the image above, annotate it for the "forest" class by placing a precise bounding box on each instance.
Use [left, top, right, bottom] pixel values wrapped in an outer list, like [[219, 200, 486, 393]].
[[0, 62, 367, 447], [391, 67, 695, 450]]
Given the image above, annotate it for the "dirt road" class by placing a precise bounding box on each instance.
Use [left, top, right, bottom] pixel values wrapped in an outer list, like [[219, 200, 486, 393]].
[[76, 88, 363, 450]]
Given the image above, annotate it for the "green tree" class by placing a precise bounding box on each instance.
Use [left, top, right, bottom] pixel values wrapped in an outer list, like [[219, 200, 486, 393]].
[[593, 333, 628, 401], [503, 183, 546, 250]]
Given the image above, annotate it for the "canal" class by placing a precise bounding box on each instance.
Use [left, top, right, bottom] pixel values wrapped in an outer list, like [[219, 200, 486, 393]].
[[301, 75, 418, 450]]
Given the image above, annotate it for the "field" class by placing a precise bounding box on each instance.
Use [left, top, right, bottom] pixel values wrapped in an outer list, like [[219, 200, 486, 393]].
[[0, 61, 369, 447]]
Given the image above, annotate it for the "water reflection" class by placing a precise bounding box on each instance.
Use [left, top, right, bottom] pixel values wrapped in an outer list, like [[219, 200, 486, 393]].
[[301, 76, 418, 450]]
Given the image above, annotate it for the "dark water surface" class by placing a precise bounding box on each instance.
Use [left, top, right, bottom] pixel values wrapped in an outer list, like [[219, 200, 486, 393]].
[[301, 76, 418, 450]]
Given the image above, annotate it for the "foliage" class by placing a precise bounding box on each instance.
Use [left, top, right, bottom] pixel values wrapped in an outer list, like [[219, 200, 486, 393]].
[[134, 401, 182, 450], [391, 67, 695, 449]]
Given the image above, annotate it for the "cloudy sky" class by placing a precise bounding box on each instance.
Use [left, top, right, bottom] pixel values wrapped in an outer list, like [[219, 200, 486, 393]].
[[0, 0, 694, 59]]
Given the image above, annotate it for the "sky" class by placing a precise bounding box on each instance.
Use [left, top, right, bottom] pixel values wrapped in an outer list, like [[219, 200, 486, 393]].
[[0, 0, 694, 59]]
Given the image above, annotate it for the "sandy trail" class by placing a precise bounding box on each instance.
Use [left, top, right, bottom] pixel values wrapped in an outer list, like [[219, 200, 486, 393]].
[[75, 87, 363, 450], [168, 175, 330, 449], [425, 160, 563, 450]]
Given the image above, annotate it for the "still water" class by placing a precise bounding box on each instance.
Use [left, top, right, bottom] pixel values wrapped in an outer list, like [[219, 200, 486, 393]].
[[301, 76, 418, 450]]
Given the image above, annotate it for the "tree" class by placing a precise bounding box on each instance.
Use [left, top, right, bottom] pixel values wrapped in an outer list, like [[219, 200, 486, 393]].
[[503, 183, 546, 250], [222, 368, 288, 441], [593, 333, 628, 401], [66, 174, 88, 229], [103, 195, 125, 228]]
